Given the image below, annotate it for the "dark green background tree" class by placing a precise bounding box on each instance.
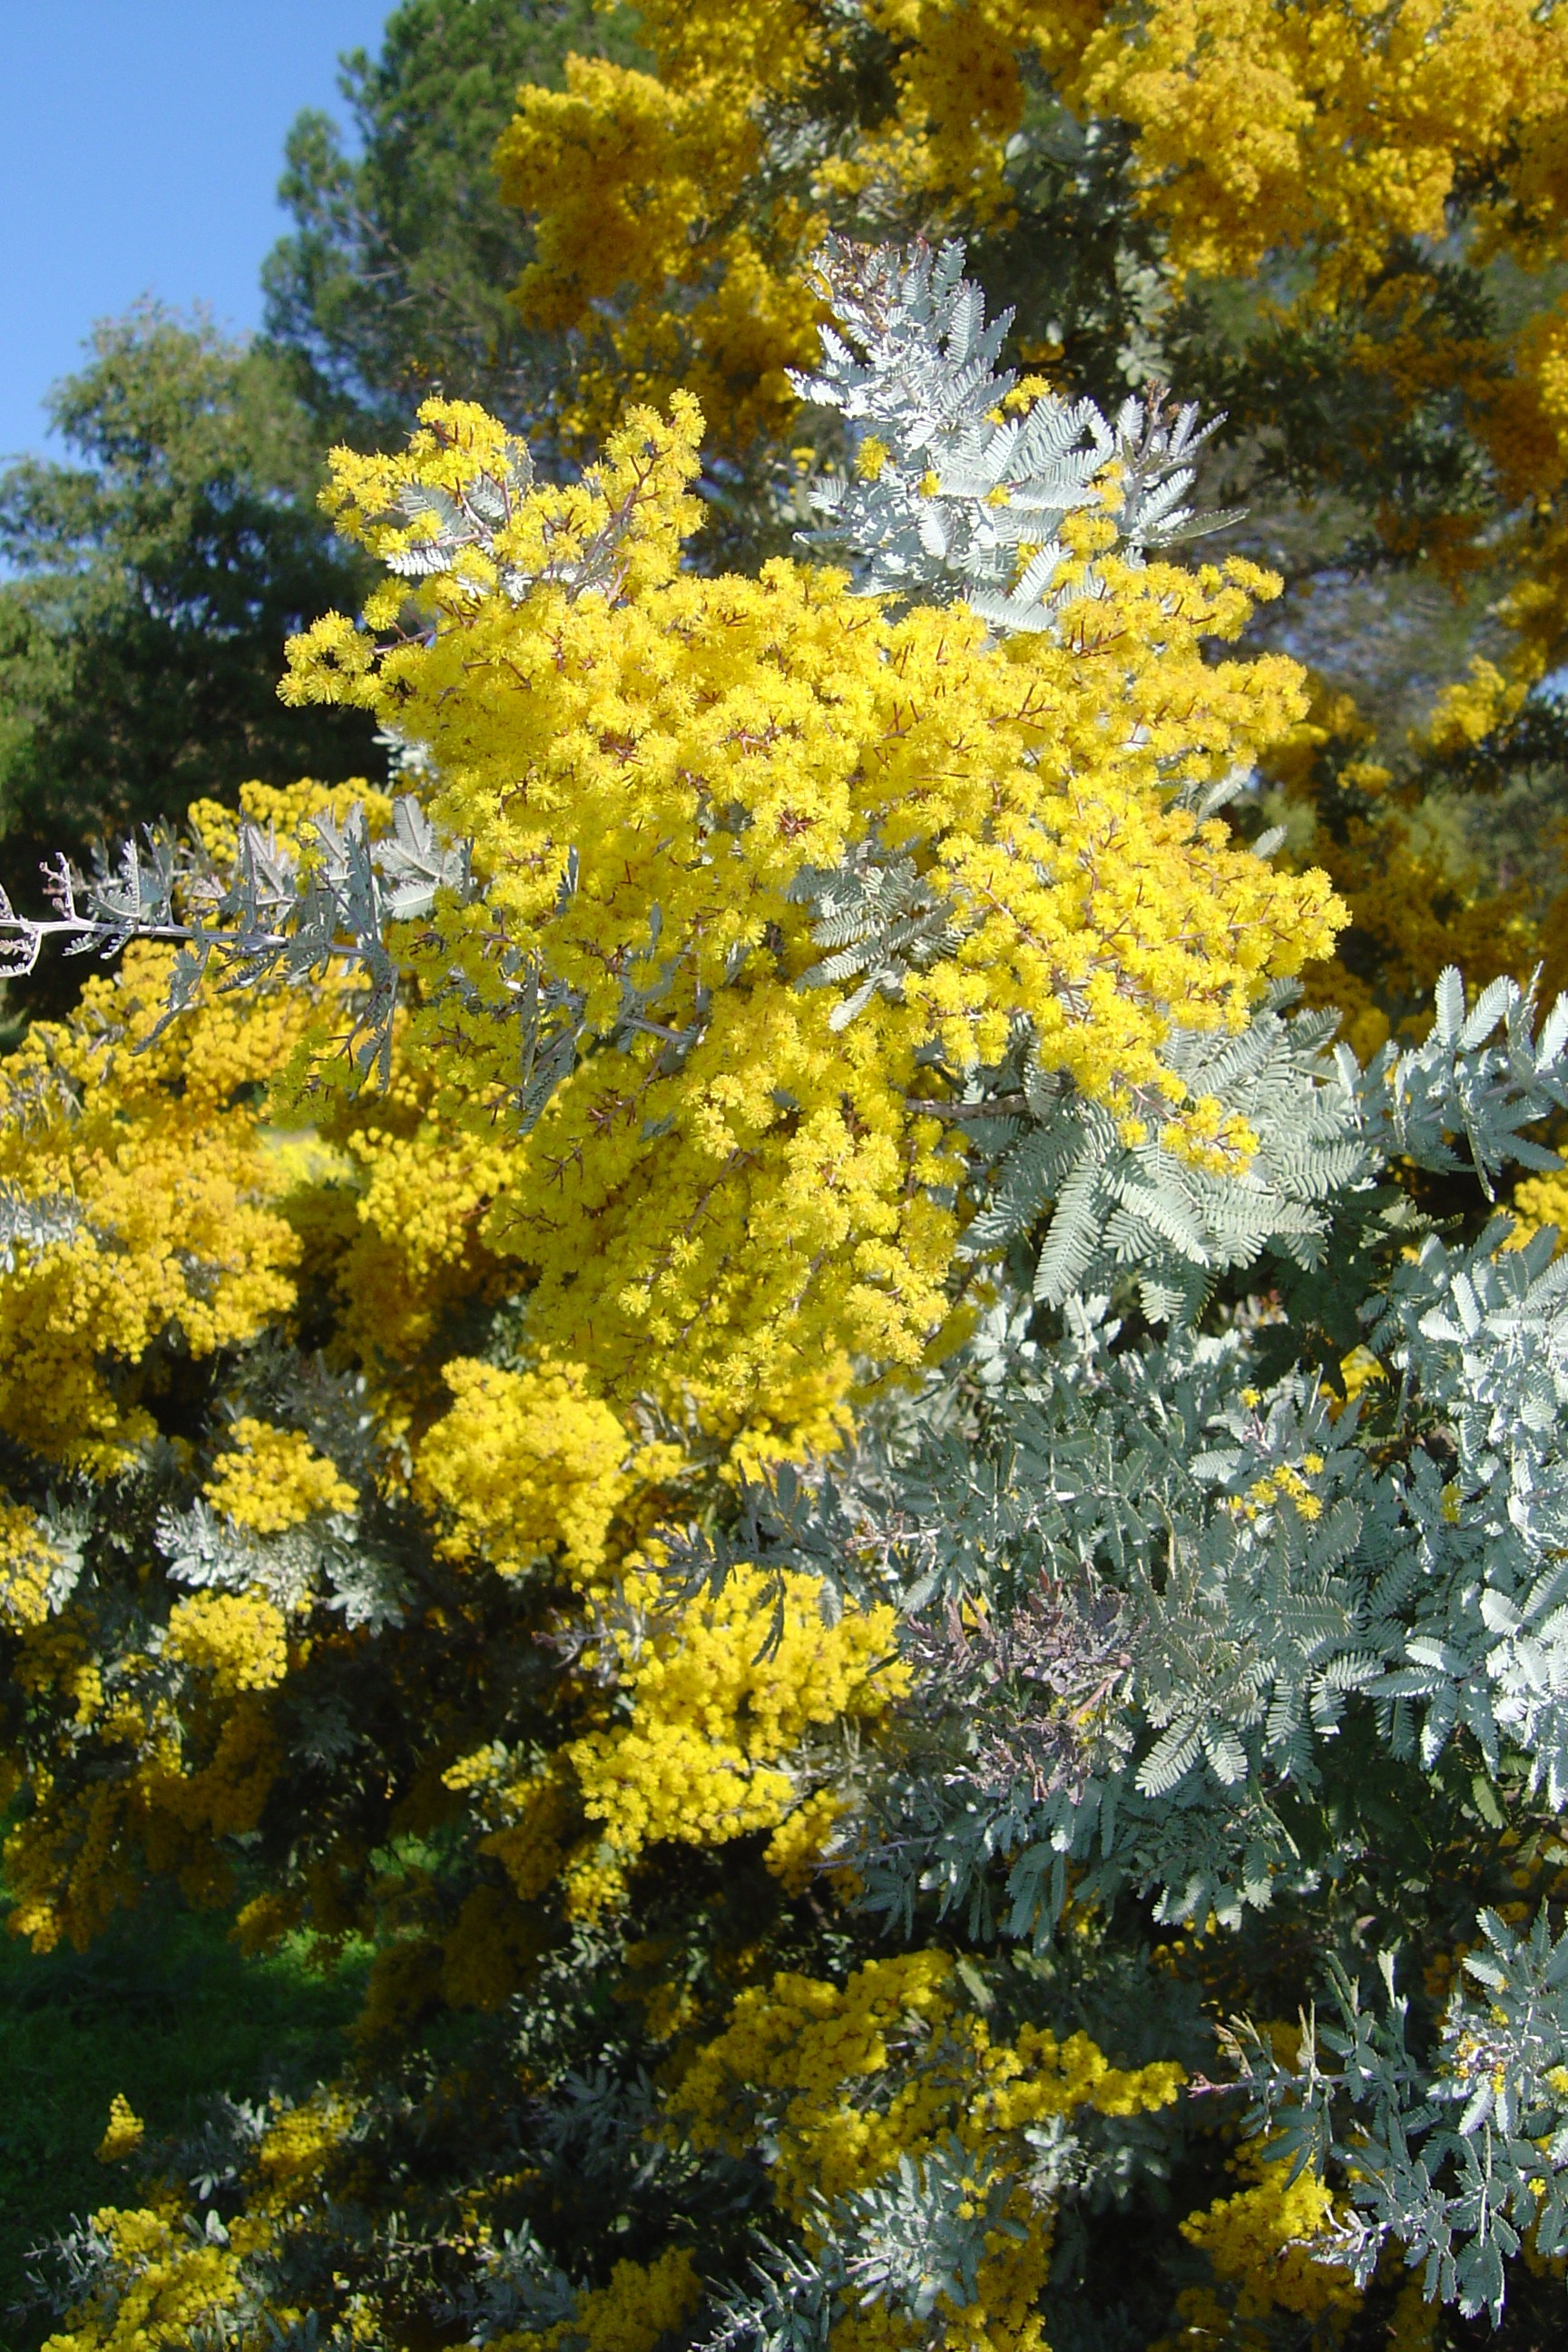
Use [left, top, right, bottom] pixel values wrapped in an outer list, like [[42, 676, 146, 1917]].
[[0, 308, 375, 888], [260, 0, 642, 439]]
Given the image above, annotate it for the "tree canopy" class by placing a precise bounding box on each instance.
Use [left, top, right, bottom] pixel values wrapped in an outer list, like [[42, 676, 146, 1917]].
[[261, 0, 642, 436], [495, 0, 1568, 1047], [0, 309, 377, 881]]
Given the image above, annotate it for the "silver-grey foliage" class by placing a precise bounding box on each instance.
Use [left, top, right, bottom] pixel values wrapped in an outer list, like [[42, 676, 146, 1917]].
[[659, 956, 1568, 2328], [0, 1183, 88, 1271], [1228, 1911, 1568, 2322], [0, 796, 471, 1087], [790, 236, 1237, 632], [663, 943, 1568, 1927], [804, 1199, 1568, 1941], [975, 965, 1568, 1324]]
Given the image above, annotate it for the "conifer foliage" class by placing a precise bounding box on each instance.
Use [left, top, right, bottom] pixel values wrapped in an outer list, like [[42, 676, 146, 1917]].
[[2, 173, 1568, 2352]]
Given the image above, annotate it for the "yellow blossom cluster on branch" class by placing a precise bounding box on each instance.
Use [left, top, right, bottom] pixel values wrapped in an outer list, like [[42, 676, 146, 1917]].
[[564, 1564, 906, 1914], [496, 0, 1568, 520], [54, 1970, 1183, 2352], [280, 394, 1338, 1412], [203, 1419, 358, 1535], [0, 777, 924, 1979], [51, 2090, 357, 2352], [495, 0, 1568, 1056], [671, 1950, 1183, 2351], [0, 943, 309, 1473], [1166, 2152, 1359, 2347], [416, 1357, 633, 1576], [0, 1501, 69, 1631]]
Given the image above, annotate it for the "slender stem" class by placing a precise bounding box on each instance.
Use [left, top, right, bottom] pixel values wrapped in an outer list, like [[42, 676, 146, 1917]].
[[902, 1093, 1027, 1120]]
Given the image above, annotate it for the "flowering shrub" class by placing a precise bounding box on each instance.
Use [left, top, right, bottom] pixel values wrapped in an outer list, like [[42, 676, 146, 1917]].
[[3, 240, 1567, 2350]]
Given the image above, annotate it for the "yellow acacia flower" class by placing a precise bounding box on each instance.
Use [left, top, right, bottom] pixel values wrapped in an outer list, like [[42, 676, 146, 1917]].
[[1509, 1168, 1568, 1253], [204, 1419, 357, 1535], [281, 394, 1341, 1417], [564, 1564, 905, 1913], [416, 1357, 632, 1576], [487, 0, 1568, 1040], [95, 2094, 145, 2163], [0, 1502, 66, 1630], [32, 2200, 253, 2352], [501, 2245, 701, 2352], [1172, 2156, 1358, 2338], [1241, 1461, 1324, 1524], [0, 943, 312, 1472], [672, 1951, 1181, 2352], [164, 1593, 289, 1696], [37, 2093, 360, 2352], [1163, 1093, 1261, 1176], [763, 1786, 844, 1895]]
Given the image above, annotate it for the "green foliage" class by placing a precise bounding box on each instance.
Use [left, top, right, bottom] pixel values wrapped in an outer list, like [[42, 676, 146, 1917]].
[[261, 0, 644, 438], [0, 309, 377, 894]]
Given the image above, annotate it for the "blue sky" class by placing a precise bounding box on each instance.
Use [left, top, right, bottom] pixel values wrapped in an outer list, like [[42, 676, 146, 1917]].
[[0, 1, 394, 460]]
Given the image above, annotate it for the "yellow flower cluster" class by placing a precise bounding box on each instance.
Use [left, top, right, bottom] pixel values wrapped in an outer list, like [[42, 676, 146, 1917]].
[[1163, 1093, 1261, 1177], [1169, 2156, 1358, 2346], [39, 2201, 254, 2352], [286, 1052, 519, 1406], [818, 0, 1039, 230], [95, 2094, 146, 2164], [495, 0, 1568, 1041], [0, 944, 309, 1473], [495, 5, 825, 456], [44, 2092, 357, 2352], [0, 853, 426, 1951], [564, 1564, 905, 1914], [496, 0, 1568, 493], [163, 1592, 289, 1696], [1509, 1169, 1568, 1253], [763, 1784, 845, 1895], [1263, 688, 1550, 1058], [495, 2246, 702, 2352], [443, 1563, 903, 1921], [1423, 661, 1533, 761], [0, 323, 1390, 2352], [416, 1358, 632, 1576], [282, 395, 1338, 1414], [1068, 0, 1566, 296], [1239, 1453, 1327, 1525], [203, 1418, 357, 1535], [672, 1949, 1182, 2350], [0, 1501, 67, 1629], [188, 774, 397, 870], [0, 830, 918, 1966]]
